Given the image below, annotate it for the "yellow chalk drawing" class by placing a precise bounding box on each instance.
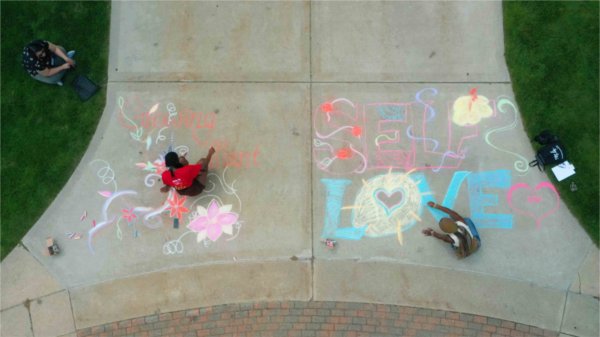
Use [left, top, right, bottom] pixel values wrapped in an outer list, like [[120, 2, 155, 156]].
[[396, 220, 404, 245], [452, 95, 493, 126], [352, 170, 421, 237]]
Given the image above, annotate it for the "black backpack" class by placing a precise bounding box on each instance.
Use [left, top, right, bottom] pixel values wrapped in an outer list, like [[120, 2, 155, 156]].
[[529, 130, 567, 171], [72, 75, 99, 101], [533, 130, 559, 145]]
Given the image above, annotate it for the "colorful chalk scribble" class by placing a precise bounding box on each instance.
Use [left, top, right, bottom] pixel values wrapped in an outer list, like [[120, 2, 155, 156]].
[[82, 96, 251, 256], [315, 89, 560, 245], [350, 169, 422, 239], [167, 193, 190, 220], [484, 97, 530, 175], [507, 182, 560, 229], [451, 88, 493, 126], [188, 199, 239, 242], [163, 167, 243, 255], [117, 96, 260, 170]]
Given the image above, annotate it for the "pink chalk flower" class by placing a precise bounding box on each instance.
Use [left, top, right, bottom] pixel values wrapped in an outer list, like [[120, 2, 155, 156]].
[[121, 208, 137, 223], [187, 199, 238, 242]]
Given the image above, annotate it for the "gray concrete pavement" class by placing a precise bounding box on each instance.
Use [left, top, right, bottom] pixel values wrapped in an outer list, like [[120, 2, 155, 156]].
[[20, 82, 312, 287], [311, 1, 510, 82], [108, 1, 310, 82], [1, 1, 597, 337]]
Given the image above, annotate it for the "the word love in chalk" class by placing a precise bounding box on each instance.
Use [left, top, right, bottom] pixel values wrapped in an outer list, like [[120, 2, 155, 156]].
[[320, 170, 560, 241]]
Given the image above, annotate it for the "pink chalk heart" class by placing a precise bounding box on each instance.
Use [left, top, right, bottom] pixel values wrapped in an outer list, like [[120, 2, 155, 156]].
[[374, 188, 406, 216], [506, 182, 560, 229]]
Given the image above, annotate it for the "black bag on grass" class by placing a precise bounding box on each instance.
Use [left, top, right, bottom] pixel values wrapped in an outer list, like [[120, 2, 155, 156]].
[[529, 142, 567, 170], [72, 75, 99, 101], [533, 130, 560, 145]]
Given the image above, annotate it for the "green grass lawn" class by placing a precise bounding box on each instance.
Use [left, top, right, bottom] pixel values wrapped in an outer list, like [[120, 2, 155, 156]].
[[503, 2, 599, 245], [1, 1, 111, 259]]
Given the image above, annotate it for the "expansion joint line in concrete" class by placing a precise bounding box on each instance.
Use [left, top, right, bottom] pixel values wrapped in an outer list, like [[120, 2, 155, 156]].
[[567, 243, 595, 294], [558, 292, 569, 335], [25, 300, 34, 337], [308, 0, 316, 303], [68, 289, 78, 336], [0, 288, 68, 313], [106, 80, 513, 85]]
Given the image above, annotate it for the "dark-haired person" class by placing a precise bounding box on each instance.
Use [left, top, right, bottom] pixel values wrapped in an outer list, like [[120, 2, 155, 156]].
[[22, 40, 76, 86], [421, 201, 481, 259], [160, 147, 216, 196]]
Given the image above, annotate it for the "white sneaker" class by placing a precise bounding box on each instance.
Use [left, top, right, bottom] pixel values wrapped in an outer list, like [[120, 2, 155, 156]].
[[67, 50, 76, 58], [56, 81, 63, 86]]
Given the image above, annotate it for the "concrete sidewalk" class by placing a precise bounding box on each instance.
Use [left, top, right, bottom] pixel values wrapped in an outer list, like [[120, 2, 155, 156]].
[[2, 2, 598, 337]]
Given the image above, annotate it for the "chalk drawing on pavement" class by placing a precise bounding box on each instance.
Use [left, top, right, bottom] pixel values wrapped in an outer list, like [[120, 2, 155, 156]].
[[315, 90, 563, 247], [484, 97, 530, 175], [313, 90, 490, 174], [166, 193, 190, 220], [451, 88, 493, 126], [86, 185, 173, 254], [89, 159, 118, 192], [507, 182, 560, 229], [163, 167, 243, 255], [349, 169, 422, 240], [313, 98, 368, 175], [86, 157, 177, 253]]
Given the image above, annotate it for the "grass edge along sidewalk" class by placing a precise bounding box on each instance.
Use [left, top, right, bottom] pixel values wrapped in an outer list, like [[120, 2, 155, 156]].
[[0, 1, 112, 259], [503, 1, 599, 246]]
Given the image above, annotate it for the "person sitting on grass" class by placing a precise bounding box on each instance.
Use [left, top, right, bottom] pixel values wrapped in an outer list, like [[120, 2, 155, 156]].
[[421, 201, 481, 259], [22, 39, 75, 86], [160, 147, 215, 196]]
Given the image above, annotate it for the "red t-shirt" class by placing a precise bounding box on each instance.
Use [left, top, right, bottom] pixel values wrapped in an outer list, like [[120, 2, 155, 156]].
[[161, 164, 202, 190]]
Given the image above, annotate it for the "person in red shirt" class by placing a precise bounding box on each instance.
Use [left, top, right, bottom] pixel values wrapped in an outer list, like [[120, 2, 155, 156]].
[[160, 147, 215, 196]]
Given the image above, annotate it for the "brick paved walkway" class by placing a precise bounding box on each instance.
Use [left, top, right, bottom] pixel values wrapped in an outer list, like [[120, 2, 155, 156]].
[[76, 301, 560, 337]]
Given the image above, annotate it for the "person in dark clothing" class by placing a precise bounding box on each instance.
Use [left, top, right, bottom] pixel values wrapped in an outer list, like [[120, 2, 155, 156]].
[[22, 40, 75, 86]]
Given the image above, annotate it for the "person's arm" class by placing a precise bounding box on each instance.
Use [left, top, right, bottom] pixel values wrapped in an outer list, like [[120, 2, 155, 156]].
[[160, 171, 171, 193], [196, 146, 216, 169], [427, 201, 465, 222], [200, 146, 215, 164], [422, 228, 454, 244], [47, 42, 75, 66], [37, 63, 71, 77]]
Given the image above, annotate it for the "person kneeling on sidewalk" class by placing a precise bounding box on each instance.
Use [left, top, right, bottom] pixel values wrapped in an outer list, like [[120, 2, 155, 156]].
[[160, 147, 215, 197], [422, 201, 481, 259]]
